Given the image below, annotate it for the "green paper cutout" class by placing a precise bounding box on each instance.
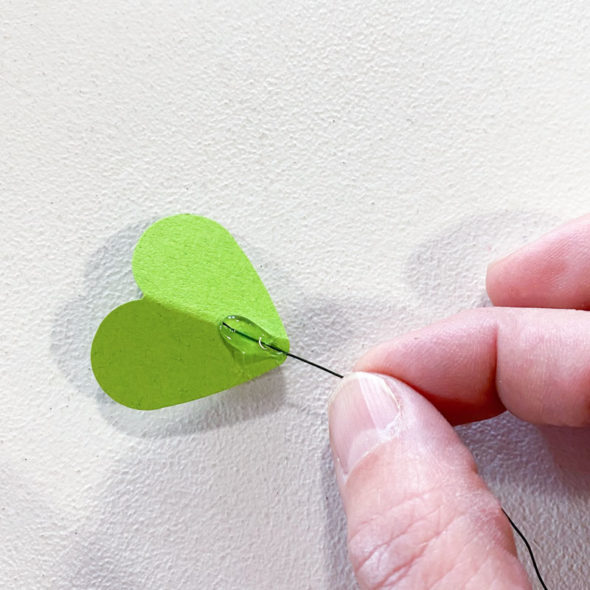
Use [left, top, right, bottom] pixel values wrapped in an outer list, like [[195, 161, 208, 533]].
[[91, 214, 289, 410]]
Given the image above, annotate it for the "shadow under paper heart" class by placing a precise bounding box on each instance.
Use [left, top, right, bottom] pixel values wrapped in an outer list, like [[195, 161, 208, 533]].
[[50, 219, 287, 439], [404, 208, 561, 318]]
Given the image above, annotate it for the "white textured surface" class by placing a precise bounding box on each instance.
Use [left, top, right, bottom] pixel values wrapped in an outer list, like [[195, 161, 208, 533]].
[[1, 2, 589, 588]]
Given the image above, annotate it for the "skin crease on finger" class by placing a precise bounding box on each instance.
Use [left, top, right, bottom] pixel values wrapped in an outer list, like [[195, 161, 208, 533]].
[[355, 306, 590, 427], [331, 377, 532, 590], [343, 452, 531, 590], [332, 217, 590, 589]]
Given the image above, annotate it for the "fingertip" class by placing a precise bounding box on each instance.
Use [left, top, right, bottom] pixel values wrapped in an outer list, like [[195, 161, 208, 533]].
[[349, 313, 506, 425], [486, 255, 513, 306], [485, 214, 590, 309], [352, 341, 389, 373]]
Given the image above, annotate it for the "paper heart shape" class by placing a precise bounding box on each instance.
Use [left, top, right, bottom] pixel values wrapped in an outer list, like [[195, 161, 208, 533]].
[[91, 214, 289, 409]]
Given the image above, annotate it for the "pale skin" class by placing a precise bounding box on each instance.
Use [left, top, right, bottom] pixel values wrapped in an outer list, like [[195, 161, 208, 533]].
[[328, 214, 590, 589]]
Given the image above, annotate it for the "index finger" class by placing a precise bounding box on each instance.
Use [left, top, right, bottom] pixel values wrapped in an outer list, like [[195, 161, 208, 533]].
[[357, 215, 590, 426], [355, 306, 590, 427]]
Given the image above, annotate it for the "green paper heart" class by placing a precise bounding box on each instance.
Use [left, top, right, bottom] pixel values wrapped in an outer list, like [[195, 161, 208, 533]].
[[91, 214, 289, 409]]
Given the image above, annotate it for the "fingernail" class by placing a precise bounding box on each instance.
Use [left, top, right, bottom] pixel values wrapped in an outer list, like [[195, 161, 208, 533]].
[[329, 372, 402, 482]]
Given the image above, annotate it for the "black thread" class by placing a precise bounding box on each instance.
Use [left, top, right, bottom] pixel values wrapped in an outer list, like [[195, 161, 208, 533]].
[[221, 322, 344, 378], [502, 509, 549, 589], [223, 322, 548, 588]]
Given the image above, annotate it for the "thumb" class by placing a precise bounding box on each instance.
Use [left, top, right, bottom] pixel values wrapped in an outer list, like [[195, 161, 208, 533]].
[[328, 372, 532, 590]]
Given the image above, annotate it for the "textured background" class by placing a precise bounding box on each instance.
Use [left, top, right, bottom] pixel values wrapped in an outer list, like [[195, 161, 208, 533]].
[[1, 1, 589, 588]]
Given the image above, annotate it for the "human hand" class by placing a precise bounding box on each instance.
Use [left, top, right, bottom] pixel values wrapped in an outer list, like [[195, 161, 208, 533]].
[[329, 215, 590, 589]]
